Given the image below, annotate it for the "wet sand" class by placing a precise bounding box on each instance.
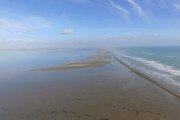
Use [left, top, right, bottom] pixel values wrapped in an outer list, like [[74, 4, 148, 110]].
[[0, 49, 180, 120]]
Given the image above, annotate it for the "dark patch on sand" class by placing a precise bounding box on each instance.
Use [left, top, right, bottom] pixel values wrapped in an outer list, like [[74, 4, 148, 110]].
[[77, 98, 83, 101], [1, 107, 6, 111], [72, 111, 76, 115], [84, 113, 90, 117], [112, 105, 116, 108], [50, 110, 58, 115], [62, 110, 68, 114]]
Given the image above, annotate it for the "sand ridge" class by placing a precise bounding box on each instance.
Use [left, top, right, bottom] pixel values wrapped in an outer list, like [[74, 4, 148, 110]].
[[38, 61, 110, 71], [36, 49, 112, 71]]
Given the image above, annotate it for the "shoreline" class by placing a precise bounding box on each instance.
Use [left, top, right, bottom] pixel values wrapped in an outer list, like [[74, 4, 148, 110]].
[[113, 56, 180, 99]]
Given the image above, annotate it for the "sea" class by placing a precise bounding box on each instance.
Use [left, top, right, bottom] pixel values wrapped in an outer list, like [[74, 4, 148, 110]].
[[112, 47, 180, 94], [0, 48, 96, 84], [1, 47, 180, 94]]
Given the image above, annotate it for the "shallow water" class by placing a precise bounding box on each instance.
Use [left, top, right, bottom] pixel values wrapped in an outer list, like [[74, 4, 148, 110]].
[[0, 48, 100, 98], [0, 48, 180, 120], [0, 48, 96, 81]]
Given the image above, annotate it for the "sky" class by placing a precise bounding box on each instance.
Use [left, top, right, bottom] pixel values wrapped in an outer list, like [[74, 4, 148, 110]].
[[0, 0, 180, 48]]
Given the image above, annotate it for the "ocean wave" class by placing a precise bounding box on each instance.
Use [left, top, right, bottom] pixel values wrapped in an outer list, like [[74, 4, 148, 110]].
[[165, 56, 173, 58], [112, 50, 180, 77], [139, 67, 180, 88]]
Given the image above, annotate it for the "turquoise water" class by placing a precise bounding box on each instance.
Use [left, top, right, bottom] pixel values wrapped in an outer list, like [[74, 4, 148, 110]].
[[113, 47, 180, 93]]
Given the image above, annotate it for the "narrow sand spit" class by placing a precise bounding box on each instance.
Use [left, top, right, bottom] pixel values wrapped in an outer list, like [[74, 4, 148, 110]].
[[37, 49, 111, 71], [38, 61, 110, 71]]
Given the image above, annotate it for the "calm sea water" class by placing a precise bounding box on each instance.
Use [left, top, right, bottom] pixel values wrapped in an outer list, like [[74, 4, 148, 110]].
[[0, 48, 96, 84], [113, 47, 180, 93]]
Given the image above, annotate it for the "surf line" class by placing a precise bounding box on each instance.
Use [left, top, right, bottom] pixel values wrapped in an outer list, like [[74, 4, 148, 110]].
[[113, 56, 180, 99]]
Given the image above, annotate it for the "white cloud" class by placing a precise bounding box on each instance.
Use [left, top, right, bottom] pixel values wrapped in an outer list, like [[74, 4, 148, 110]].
[[70, 0, 93, 4], [107, 0, 129, 17], [172, 1, 180, 12], [70, 0, 130, 19], [0, 18, 31, 30], [174, 4, 180, 10], [0, 14, 55, 34], [62, 28, 75, 35], [27, 16, 53, 28], [127, 0, 145, 17]]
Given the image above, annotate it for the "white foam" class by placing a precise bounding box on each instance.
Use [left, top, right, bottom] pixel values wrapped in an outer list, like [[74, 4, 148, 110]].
[[112, 50, 180, 77], [138, 67, 180, 88], [166, 56, 173, 58], [141, 52, 155, 55]]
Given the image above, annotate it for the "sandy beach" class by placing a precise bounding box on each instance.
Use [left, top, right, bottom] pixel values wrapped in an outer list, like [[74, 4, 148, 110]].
[[0, 49, 179, 120]]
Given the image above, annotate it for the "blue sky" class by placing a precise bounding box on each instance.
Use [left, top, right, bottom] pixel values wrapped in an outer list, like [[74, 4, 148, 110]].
[[0, 0, 180, 47]]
